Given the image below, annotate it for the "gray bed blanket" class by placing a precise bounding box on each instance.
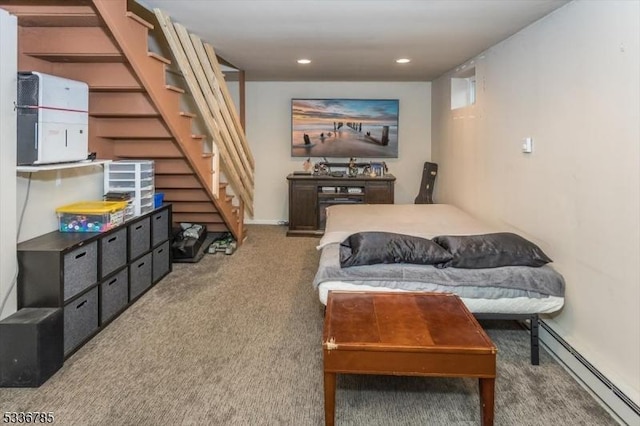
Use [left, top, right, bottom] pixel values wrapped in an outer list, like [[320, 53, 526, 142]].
[[313, 243, 565, 299]]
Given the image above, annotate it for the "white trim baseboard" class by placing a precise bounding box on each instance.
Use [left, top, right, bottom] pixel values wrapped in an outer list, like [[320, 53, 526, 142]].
[[539, 320, 639, 426]]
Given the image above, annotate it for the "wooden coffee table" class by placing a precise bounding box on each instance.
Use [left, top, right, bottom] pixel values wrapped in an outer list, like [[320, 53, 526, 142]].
[[323, 291, 497, 426]]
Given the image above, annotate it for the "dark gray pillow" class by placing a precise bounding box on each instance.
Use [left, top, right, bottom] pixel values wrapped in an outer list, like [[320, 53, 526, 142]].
[[340, 232, 453, 267], [432, 232, 552, 269]]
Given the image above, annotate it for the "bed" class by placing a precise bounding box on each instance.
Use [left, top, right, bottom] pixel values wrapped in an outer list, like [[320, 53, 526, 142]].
[[312, 203, 565, 365]]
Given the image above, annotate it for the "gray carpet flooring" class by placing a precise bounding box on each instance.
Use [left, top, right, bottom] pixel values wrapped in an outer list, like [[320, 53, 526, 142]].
[[0, 225, 617, 425]]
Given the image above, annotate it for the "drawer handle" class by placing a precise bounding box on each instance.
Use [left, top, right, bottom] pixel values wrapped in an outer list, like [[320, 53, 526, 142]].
[[108, 277, 118, 286], [76, 300, 87, 309], [75, 252, 87, 259], [108, 236, 117, 243], [135, 225, 143, 230], [138, 262, 145, 268], [155, 215, 162, 220], [157, 249, 164, 254]]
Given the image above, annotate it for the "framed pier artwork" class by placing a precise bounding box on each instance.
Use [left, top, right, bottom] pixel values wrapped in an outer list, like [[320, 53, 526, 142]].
[[291, 98, 399, 158]]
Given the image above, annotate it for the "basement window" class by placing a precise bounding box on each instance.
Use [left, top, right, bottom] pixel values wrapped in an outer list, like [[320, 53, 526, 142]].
[[451, 66, 476, 110]]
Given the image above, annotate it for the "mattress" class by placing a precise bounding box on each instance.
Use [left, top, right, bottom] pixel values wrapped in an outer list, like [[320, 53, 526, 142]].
[[313, 204, 565, 315], [317, 282, 565, 314]]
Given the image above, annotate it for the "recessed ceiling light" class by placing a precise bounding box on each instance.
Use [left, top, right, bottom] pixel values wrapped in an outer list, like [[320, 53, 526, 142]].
[[396, 58, 411, 64], [297, 59, 311, 64]]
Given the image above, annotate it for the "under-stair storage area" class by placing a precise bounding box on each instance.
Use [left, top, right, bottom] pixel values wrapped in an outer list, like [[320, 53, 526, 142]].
[[1, 0, 255, 243], [17, 204, 172, 357]]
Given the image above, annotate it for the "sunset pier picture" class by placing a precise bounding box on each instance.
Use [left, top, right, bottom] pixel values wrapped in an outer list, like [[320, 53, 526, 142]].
[[291, 99, 399, 158]]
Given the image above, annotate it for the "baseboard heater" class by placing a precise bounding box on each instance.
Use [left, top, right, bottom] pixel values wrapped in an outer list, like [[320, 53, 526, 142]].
[[539, 320, 639, 425]]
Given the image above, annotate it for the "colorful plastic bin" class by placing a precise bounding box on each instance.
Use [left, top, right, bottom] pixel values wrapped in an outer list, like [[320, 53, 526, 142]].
[[56, 201, 128, 233]]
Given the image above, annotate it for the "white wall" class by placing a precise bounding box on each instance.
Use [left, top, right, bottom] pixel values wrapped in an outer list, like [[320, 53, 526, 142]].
[[0, 9, 17, 320], [16, 169, 105, 243], [432, 0, 639, 406], [244, 82, 431, 223]]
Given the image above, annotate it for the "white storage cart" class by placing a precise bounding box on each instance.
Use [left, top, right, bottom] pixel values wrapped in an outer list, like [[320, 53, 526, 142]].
[[104, 160, 155, 219]]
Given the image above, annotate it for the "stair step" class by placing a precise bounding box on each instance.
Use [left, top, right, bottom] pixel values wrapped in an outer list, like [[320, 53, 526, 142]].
[[219, 182, 229, 190], [179, 111, 197, 118], [166, 85, 185, 94], [90, 86, 146, 93], [196, 223, 230, 233], [54, 63, 143, 92], [202, 153, 214, 159], [173, 212, 223, 224], [155, 175, 202, 189], [90, 111, 159, 118], [192, 134, 206, 140], [170, 202, 218, 214], [90, 92, 159, 118], [154, 159, 193, 175], [113, 140, 182, 158], [0, 5, 100, 27], [20, 26, 122, 63], [125, 11, 154, 30], [148, 52, 171, 65], [96, 118, 172, 139], [163, 189, 210, 202], [29, 53, 124, 63]]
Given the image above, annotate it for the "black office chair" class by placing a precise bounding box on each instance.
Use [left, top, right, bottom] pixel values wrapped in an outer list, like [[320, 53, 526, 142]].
[[414, 162, 438, 204]]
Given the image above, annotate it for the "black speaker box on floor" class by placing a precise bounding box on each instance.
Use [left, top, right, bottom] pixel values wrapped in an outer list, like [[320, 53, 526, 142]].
[[0, 308, 63, 387]]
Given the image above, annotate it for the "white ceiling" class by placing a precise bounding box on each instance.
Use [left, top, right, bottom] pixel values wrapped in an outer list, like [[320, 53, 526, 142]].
[[140, 0, 569, 81]]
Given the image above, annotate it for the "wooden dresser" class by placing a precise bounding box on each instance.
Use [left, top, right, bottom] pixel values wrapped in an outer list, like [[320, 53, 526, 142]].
[[287, 173, 395, 236]]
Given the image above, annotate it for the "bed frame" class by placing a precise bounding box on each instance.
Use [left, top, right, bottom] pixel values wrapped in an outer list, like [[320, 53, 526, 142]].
[[474, 313, 540, 365]]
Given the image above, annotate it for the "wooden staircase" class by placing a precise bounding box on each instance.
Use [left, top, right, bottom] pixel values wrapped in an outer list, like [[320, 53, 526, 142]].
[[1, 0, 254, 242]]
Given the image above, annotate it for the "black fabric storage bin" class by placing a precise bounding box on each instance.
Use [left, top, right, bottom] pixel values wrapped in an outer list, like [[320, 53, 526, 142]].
[[100, 268, 128, 324], [129, 252, 152, 301], [152, 241, 170, 282], [63, 287, 98, 356], [63, 241, 97, 301], [101, 227, 127, 279], [129, 216, 150, 260], [151, 209, 169, 247]]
